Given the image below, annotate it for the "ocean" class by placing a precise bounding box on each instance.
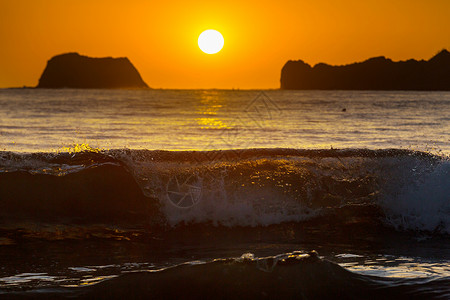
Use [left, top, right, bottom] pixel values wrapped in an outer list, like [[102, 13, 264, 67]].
[[0, 89, 449, 299]]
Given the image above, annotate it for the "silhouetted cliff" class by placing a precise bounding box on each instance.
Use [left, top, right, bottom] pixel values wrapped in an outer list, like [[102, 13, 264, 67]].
[[37, 53, 148, 88], [280, 50, 450, 90]]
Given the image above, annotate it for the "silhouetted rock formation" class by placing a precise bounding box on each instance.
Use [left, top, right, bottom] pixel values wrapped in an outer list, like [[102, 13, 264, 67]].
[[280, 50, 450, 90], [37, 53, 148, 88]]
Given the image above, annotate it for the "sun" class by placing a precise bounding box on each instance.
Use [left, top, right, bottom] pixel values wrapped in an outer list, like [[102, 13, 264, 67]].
[[198, 30, 224, 54]]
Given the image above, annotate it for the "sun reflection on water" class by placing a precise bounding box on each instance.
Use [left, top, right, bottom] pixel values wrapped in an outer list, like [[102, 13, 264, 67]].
[[195, 91, 230, 130]]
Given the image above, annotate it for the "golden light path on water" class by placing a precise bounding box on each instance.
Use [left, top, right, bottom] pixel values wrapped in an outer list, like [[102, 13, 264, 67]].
[[196, 91, 230, 130]]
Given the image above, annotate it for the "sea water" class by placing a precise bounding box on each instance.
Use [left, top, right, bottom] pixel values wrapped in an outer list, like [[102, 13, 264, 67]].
[[0, 89, 449, 153], [0, 89, 449, 299]]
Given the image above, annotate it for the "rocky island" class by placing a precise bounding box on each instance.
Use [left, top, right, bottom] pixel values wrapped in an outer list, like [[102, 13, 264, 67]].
[[280, 49, 450, 90], [37, 53, 148, 88]]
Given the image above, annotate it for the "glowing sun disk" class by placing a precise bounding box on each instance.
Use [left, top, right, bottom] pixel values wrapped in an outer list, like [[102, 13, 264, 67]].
[[198, 30, 224, 54]]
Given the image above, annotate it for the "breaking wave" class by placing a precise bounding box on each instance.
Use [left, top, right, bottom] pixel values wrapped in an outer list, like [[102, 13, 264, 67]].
[[0, 148, 448, 239]]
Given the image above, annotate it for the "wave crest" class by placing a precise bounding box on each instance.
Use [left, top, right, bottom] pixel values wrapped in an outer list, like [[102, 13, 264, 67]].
[[0, 148, 448, 236]]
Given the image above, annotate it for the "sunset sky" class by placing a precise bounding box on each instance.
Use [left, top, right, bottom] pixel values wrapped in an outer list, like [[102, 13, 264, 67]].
[[1, 0, 449, 89]]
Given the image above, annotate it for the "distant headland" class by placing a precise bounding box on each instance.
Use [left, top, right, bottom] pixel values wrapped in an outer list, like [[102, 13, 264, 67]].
[[37, 53, 148, 89], [280, 49, 450, 90]]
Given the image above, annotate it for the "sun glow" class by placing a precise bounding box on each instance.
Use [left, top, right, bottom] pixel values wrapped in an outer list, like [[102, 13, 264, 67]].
[[198, 30, 224, 54]]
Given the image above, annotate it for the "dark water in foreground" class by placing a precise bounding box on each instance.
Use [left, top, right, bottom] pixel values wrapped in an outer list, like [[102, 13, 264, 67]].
[[0, 148, 449, 299]]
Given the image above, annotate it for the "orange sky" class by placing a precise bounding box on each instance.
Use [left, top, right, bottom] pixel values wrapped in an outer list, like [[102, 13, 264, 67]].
[[0, 0, 449, 89]]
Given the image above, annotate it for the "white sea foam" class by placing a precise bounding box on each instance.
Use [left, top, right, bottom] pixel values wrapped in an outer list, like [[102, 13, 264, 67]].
[[160, 179, 319, 227], [382, 160, 450, 234]]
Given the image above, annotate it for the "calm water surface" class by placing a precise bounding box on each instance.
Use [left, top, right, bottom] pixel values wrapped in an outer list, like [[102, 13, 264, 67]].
[[0, 89, 448, 154]]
